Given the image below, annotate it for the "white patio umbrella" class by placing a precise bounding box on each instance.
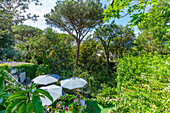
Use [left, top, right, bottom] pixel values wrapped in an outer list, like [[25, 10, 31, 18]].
[[46, 74, 60, 79], [32, 75, 59, 85], [60, 77, 87, 90], [40, 85, 62, 106]]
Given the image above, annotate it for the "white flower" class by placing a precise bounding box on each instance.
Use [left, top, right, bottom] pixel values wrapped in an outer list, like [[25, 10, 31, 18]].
[[129, 104, 131, 106]]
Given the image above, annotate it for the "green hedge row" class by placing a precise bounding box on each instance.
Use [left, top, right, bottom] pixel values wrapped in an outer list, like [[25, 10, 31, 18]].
[[114, 53, 170, 112], [0, 63, 38, 79]]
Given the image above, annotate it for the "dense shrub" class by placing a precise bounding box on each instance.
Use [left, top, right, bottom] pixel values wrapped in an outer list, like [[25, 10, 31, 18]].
[[28, 28, 74, 77], [0, 48, 26, 61], [0, 63, 38, 79], [114, 53, 170, 112]]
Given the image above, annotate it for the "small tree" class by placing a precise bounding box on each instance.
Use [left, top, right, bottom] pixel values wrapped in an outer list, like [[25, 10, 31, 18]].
[[45, 0, 103, 68], [112, 26, 135, 58], [93, 22, 121, 71]]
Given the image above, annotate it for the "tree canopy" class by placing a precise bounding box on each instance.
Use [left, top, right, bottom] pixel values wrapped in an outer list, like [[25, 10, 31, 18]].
[[45, 0, 104, 67], [0, 0, 41, 49], [93, 22, 121, 69], [133, 1, 170, 55], [104, 0, 169, 26]]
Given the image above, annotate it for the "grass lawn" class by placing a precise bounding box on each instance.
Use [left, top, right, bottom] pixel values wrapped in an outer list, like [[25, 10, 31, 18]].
[[84, 100, 115, 113]]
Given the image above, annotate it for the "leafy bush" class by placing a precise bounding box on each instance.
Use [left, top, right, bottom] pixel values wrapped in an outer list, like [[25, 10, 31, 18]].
[[114, 53, 170, 112], [95, 96, 116, 107], [0, 48, 26, 61], [0, 63, 38, 79], [28, 28, 74, 78], [98, 87, 117, 99]]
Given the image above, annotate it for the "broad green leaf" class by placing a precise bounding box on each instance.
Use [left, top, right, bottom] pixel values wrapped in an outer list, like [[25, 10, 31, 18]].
[[19, 103, 27, 113], [0, 97, 3, 104], [0, 70, 10, 80], [26, 102, 34, 113], [6, 100, 24, 113], [0, 76, 4, 89], [34, 89, 53, 102], [32, 95, 44, 113], [7, 91, 28, 101], [8, 96, 27, 102], [13, 100, 26, 113], [20, 102, 33, 113]]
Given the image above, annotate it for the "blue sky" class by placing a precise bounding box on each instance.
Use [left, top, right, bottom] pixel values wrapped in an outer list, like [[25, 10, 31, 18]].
[[23, 0, 140, 35]]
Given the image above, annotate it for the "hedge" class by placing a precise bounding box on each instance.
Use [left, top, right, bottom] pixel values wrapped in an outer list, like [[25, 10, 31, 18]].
[[114, 53, 170, 112], [0, 63, 38, 79]]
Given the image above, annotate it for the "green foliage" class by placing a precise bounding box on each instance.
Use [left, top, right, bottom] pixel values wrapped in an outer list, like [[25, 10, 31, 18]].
[[0, 7, 14, 49], [6, 83, 53, 113], [0, 90, 10, 112], [28, 28, 73, 77], [114, 53, 170, 112], [12, 24, 43, 43], [94, 86, 117, 106], [45, 0, 103, 37], [104, 0, 167, 26], [75, 70, 101, 97], [45, 0, 104, 67], [0, 67, 52, 113], [0, 68, 10, 89], [32, 95, 44, 113], [72, 67, 116, 98], [58, 94, 85, 112], [98, 87, 116, 99], [133, 1, 170, 55], [95, 96, 114, 107], [0, 0, 41, 50], [93, 22, 135, 71], [17, 63, 38, 79], [1, 1, 169, 112], [34, 89, 53, 102], [0, 48, 27, 61], [45, 94, 85, 112], [20, 102, 34, 113], [111, 25, 135, 58], [0, 63, 38, 79], [72, 38, 99, 69], [93, 22, 121, 69], [11, 24, 43, 61], [85, 99, 116, 113]]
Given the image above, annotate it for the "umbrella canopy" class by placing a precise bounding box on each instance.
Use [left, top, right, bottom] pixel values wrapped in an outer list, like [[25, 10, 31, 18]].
[[32, 75, 59, 85], [40, 85, 62, 106], [46, 74, 60, 79], [60, 77, 87, 90]]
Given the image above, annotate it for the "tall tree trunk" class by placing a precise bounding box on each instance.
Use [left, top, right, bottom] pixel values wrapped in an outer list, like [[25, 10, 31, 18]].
[[104, 47, 110, 74], [106, 48, 110, 68], [74, 40, 80, 69], [25, 45, 29, 62]]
